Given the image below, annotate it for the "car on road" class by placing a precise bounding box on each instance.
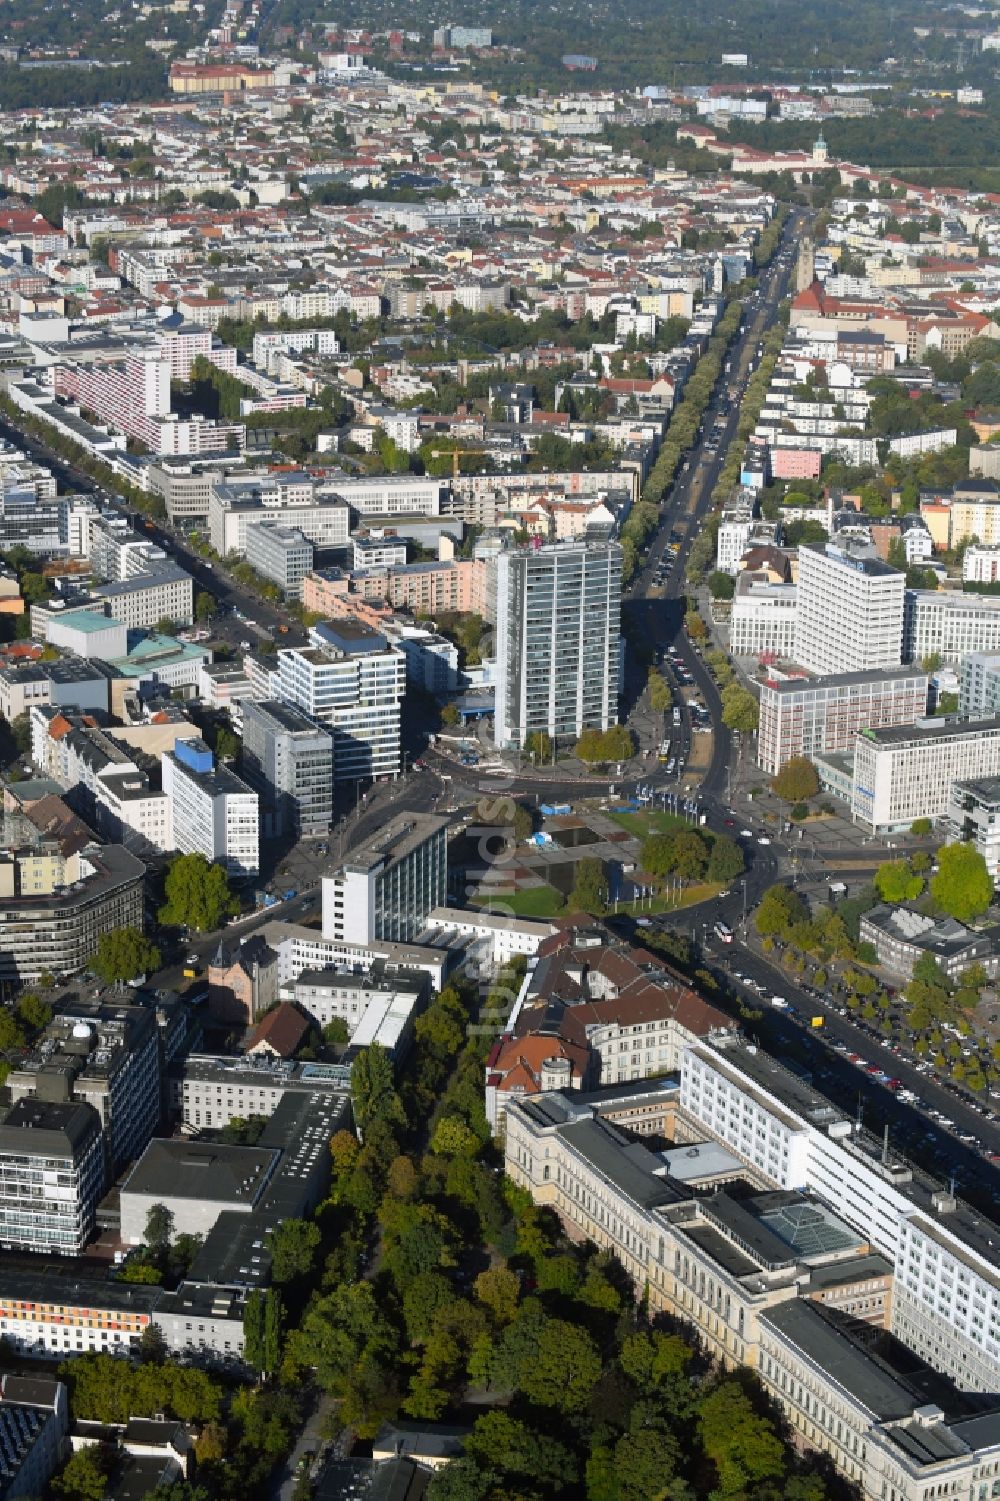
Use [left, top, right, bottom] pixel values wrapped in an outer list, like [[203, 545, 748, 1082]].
[[739, 828, 753, 838], [757, 835, 772, 845]]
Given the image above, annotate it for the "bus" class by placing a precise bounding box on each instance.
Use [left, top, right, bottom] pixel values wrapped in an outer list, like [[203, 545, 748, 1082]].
[[713, 921, 733, 944]]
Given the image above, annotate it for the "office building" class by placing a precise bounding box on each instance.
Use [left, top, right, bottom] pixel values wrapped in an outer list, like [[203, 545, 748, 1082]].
[[241, 699, 333, 839], [942, 775, 1000, 879], [795, 543, 905, 677], [0, 655, 111, 723], [729, 574, 798, 660], [505, 1070, 1000, 1501], [494, 539, 621, 750], [959, 651, 1000, 718], [0, 843, 144, 982], [757, 669, 928, 775], [858, 903, 998, 981], [851, 715, 1000, 831], [679, 1035, 1000, 1395], [161, 736, 259, 879], [0, 1100, 104, 1254], [92, 563, 194, 630], [244, 522, 314, 599], [45, 610, 127, 662], [207, 476, 350, 557], [321, 813, 447, 945], [904, 590, 1000, 665], [120, 1139, 280, 1245], [276, 623, 405, 783], [7, 1002, 161, 1179]]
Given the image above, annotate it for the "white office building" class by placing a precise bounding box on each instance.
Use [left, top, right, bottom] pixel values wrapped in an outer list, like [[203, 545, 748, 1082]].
[[729, 576, 797, 660], [92, 564, 194, 631], [494, 539, 621, 749], [245, 522, 314, 598], [795, 543, 905, 677], [321, 813, 448, 945], [161, 736, 259, 879], [276, 622, 405, 783], [682, 1036, 1000, 1394], [959, 651, 1000, 718], [851, 715, 1000, 832], [904, 590, 1000, 665], [241, 698, 333, 839], [942, 775, 1000, 880]]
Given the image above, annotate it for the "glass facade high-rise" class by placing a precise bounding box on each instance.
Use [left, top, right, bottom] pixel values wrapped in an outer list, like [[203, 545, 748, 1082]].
[[495, 540, 622, 749]]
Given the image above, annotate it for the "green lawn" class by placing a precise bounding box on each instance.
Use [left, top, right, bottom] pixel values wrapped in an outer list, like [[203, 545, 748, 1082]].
[[609, 810, 690, 839], [471, 885, 568, 917]]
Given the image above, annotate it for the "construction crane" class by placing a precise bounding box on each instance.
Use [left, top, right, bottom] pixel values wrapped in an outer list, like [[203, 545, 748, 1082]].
[[429, 447, 496, 482]]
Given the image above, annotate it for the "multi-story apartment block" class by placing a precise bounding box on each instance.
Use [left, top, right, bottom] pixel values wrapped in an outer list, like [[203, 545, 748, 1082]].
[[0, 843, 144, 982], [321, 813, 447, 945], [0, 1100, 104, 1254], [0, 656, 111, 723], [494, 539, 621, 749], [904, 590, 1000, 665], [960, 651, 1000, 718], [8, 1002, 161, 1178], [161, 736, 259, 879], [795, 543, 905, 676], [92, 564, 194, 631], [349, 558, 488, 618], [351, 530, 409, 570], [757, 669, 928, 775], [962, 544, 1000, 585], [241, 699, 333, 839], [851, 715, 1000, 831], [31, 707, 174, 851], [945, 482, 1000, 548], [244, 522, 314, 598], [53, 354, 244, 457], [276, 623, 405, 784]]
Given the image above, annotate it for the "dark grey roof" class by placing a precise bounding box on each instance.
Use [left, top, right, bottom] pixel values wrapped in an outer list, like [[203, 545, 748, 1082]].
[[761, 1302, 919, 1421], [0, 1099, 100, 1159], [121, 1139, 278, 1206], [561, 1116, 684, 1211]]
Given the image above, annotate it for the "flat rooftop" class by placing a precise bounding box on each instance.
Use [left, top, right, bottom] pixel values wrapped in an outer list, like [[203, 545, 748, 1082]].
[[121, 1139, 278, 1206]]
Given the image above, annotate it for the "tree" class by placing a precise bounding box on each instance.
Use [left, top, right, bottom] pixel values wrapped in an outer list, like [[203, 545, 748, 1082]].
[[575, 725, 634, 765], [671, 829, 709, 881], [721, 684, 759, 732], [194, 591, 216, 623], [771, 756, 819, 801], [911, 817, 933, 835], [931, 843, 994, 922], [53, 1444, 116, 1501], [569, 857, 608, 914], [145, 1203, 174, 1253], [698, 1381, 786, 1495], [707, 834, 745, 884], [441, 704, 460, 727], [323, 1017, 350, 1046], [351, 1042, 406, 1134], [708, 570, 736, 600], [647, 669, 672, 713], [243, 1288, 283, 1377], [518, 1318, 601, 1413], [159, 852, 239, 932], [268, 1219, 320, 1285], [92, 927, 161, 984], [874, 859, 924, 904], [215, 726, 240, 760], [473, 1266, 520, 1326], [16, 992, 52, 1031], [756, 883, 808, 938], [524, 730, 553, 761]]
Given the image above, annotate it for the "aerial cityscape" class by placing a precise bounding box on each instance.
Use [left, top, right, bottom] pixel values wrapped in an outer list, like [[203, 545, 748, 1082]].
[[3, 2, 1000, 1500]]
